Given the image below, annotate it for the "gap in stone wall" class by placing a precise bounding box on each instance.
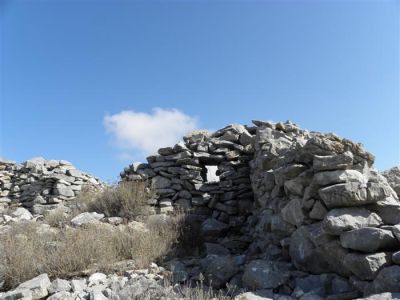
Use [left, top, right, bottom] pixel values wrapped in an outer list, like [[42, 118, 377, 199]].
[[205, 165, 220, 183]]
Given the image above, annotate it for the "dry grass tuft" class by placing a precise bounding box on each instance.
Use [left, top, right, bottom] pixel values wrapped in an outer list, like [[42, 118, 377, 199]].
[[174, 279, 236, 300], [76, 181, 152, 220], [42, 208, 71, 228]]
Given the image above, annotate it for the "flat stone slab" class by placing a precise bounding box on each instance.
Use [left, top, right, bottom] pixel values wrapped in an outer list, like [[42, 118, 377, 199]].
[[340, 227, 400, 252], [322, 207, 382, 235]]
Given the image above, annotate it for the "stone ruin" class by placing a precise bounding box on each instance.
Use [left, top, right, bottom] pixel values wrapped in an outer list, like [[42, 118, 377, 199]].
[[121, 120, 400, 298], [0, 157, 103, 215], [1, 120, 399, 298]]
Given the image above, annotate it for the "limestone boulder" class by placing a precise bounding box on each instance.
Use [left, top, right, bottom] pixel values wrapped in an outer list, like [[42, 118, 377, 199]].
[[392, 251, 400, 264], [313, 169, 366, 187], [201, 255, 239, 288], [281, 198, 304, 227], [356, 293, 400, 300], [54, 183, 75, 198], [201, 218, 229, 241], [242, 259, 291, 289], [319, 182, 369, 208], [370, 266, 400, 294], [383, 166, 400, 197], [48, 279, 71, 294], [11, 207, 33, 221], [344, 252, 392, 280], [322, 208, 382, 235], [289, 225, 330, 274], [368, 197, 400, 225], [313, 151, 353, 171], [151, 176, 171, 189], [16, 273, 51, 299], [340, 227, 400, 252], [71, 212, 104, 226]]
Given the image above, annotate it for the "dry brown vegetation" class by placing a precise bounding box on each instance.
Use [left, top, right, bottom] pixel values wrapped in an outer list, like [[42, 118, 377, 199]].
[[0, 215, 182, 290], [77, 181, 152, 220], [42, 208, 72, 227], [0, 181, 185, 290]]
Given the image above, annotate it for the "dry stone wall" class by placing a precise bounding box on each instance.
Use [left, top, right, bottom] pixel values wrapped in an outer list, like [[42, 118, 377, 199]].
[[248, 121, 400, 296], [121, 124, 256, 229], [122, 120, 400, 298], [0, 157, 103, 214]]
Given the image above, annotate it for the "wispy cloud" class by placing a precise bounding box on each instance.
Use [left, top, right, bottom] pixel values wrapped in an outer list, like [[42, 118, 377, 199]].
[[104, 108, 198, 158]]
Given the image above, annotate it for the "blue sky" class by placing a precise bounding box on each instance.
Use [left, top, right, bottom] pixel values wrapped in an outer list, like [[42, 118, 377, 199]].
[[1, 0, 399, 181]]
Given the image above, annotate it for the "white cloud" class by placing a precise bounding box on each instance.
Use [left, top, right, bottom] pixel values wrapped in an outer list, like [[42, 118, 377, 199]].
[[104, 108, 198, 156]]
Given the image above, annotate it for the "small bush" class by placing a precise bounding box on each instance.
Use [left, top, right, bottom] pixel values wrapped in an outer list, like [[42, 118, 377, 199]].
[[81, 181, 152, 220]]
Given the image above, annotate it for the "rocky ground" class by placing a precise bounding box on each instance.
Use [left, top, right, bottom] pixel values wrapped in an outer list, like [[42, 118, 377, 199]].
[[1, 120, 400, 300]]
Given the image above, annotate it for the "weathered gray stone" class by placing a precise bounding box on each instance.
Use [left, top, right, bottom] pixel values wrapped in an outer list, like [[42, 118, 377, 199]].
[[116, 276, 174, 300], [344, 252, 392, 280], [313, 151, 353, 171], [313, 170, 366, 187], [322, 208, 382, 235], [367, 182, 396, 202], [158, 147, 174, 156], [201, 218, 229, 240], [242, 260, 291, 289], [205, 243, 230, 255], [391, 225, 400, 241], [383, 166, 400, 197], [1, 289, 33, 300], [48, 279, 71, 294], [340, 227, 399, 252], [46, 291, 73, 300], [54, 183, 75, 198], [16, 273, 51, 299], [281, 198, 304, 226], [319, 182, 369, 208], [71, 212, 104, 226], [151, 176, 171, 189], [368, 197, 400, 225], [90, 291, 108, 300], [71, 279, 86, 292], [11, 207, 33, 221], [289, 224, 331, 274], [393, 251, 400, 264], [201, 255, 239, 288], [67, 169, 86, 179], [294, 274, 331, 297], [88, 273, 107, 286], [370, 266, 400, 294], [274, 164, 307, 187], [309, 201, 328, 220], [356, 293, 400, 300]]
